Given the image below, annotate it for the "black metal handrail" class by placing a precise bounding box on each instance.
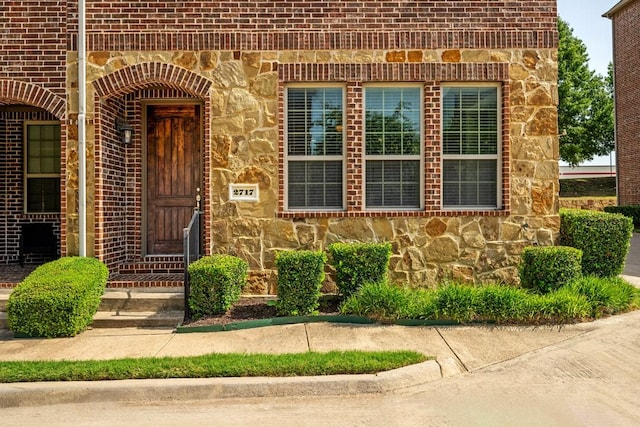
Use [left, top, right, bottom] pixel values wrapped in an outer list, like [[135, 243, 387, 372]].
[[183, 209, 202, 322]]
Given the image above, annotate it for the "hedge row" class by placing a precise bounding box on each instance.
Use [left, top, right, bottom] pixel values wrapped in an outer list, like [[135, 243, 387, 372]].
[[604, 205, 640, 229], [274, 243, 392, 316], [186, 243, 392, 318]]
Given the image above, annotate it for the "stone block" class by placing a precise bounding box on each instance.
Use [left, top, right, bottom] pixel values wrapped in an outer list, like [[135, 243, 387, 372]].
[[442, 50, 461, 62], [386, 51, 406, 62]]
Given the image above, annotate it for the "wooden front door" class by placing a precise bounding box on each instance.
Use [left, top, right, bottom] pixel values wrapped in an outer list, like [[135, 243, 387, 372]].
[[146, 104, 201, 255]]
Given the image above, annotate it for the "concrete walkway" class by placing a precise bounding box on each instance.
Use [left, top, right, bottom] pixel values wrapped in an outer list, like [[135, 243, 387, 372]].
[[0, 233, 638, 407], [0, 322, 596, 407]]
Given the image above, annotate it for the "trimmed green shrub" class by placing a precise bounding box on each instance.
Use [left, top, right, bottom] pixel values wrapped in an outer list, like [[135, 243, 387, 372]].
[[275, 250, 326, 316], [328, 242, 392, 298], [7, 257, 109, 338], [560, 209, 633, 277], [188, 255, 248, 319], [519, 246, 583, 293], [604, 205, 640, 229], [339, 280, 411, 322], [567, 276, 637, 318]]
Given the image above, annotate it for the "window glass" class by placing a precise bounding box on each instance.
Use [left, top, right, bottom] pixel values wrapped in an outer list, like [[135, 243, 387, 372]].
[[442, 86, 500, 209], [365, 87, 422, 209], [287, 161, 343, 209], [25, 123, 61, 213], [286, 87, 344, 210], [442, 159, 498, 208]]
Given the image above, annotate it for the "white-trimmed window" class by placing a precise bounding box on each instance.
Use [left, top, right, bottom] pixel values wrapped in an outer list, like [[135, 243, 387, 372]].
[[285, 86, 345, 210], [24, 122, 61, 213], [442, 85, 501, 209], [364, 86, 422, 209]]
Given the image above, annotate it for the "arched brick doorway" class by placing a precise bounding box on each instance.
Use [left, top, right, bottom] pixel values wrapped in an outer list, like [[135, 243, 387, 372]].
[[92, 63, 212, 273]]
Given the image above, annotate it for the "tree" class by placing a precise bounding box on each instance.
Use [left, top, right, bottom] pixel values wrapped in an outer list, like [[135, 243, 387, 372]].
[[557, 17, 614, 166]]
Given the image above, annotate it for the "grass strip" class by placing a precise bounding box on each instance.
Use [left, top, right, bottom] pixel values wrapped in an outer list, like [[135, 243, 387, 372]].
[[0, 350, 428, 383]]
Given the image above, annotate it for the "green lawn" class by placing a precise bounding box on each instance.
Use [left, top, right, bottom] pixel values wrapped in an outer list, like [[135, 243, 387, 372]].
[[0, 350, 428, 383]]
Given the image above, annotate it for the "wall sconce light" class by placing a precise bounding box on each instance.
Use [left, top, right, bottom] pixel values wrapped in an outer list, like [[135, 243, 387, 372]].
[[115, 117, 133, 145]]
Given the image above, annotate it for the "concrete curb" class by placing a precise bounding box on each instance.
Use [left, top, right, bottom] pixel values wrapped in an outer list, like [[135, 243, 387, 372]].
[[0, 360, 456, 408]]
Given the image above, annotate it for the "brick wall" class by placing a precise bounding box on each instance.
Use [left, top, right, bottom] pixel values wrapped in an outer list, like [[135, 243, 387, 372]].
[[83, 1, 556, 32], [0, 108, 61, 263], [0, 1, 560, 283], [611, 0, 640, 205], [76, 0, 557, 51], [0, 1, 67, 98], [1, 2, 68, 264]]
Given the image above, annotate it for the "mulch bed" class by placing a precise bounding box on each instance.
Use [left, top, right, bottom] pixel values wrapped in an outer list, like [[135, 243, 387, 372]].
[[184, 296, 342, 327]]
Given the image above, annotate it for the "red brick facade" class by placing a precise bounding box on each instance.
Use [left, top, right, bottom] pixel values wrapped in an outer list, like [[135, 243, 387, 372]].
[[0, 1, 68, 263], [606, 0, 640, 205], [0, 2, 67, 97], [82, 1, 555, 32], [1, 1, 559, 287]]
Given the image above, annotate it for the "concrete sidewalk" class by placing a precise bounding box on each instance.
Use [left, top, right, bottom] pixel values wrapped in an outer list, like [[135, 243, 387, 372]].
[[0, 320, 596, 407], [0, 322, 594, 367], [0, 233, 638, 407]]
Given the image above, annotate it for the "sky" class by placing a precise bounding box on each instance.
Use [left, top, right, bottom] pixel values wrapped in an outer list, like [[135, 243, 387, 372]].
[[557, 0, 617, 166], [557, 0, 615, 76]]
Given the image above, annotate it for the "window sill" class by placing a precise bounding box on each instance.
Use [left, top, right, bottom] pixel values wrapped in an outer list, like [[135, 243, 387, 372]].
[[20, 213, 62, 219], [278, 209, 510, 219]]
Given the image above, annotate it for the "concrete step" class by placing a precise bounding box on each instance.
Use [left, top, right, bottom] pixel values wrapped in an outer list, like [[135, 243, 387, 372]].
[[0, 310, 184, 330], [0, 289, 184, 313], [100, 288, 184, 312], [91, 310, 184, 328], [0, 288, 185, 330]]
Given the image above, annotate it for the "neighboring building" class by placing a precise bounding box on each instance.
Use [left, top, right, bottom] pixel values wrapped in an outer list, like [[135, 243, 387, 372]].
[[1, 1, 560, 290], [605, 0, 640, 206]]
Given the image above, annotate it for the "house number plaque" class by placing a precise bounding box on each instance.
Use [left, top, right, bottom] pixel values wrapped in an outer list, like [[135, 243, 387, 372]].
[[229, 184, 259, 202]]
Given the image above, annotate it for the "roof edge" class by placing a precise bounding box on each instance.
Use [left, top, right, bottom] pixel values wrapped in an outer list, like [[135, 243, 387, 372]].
[[603, 0, 637, 18]]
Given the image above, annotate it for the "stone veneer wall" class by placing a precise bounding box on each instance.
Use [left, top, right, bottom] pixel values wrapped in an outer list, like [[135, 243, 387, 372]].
[[559, 197, 617, 212], [77, 45, 559, 291], [53, 0, 560, 289]]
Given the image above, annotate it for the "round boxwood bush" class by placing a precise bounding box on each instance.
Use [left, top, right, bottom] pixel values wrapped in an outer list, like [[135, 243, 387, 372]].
[[519, 246, 583, 294]]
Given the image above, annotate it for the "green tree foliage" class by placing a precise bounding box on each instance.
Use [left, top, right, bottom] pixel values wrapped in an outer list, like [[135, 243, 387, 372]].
[[558, 17, 614, 166]]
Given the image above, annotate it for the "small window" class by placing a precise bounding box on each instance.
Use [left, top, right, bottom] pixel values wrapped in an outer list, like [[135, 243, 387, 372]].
[[24, 122, 61, 213], [364, 86, 422, 209], [442, 86, 500, 209], [286, 87, 344, 209]]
